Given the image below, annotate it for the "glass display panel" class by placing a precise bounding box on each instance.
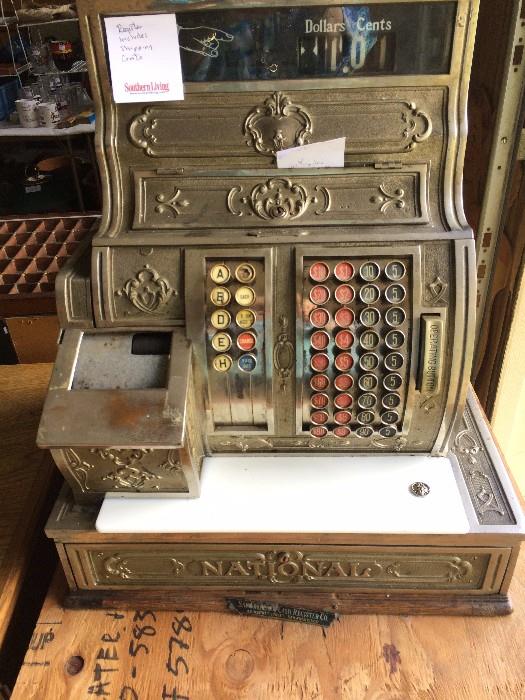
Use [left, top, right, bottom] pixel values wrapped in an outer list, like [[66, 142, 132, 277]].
[[177, 3, 456, 82]]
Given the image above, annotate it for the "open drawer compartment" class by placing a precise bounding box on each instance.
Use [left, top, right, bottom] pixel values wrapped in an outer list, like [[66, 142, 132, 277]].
[[37, 329, 204, 502]]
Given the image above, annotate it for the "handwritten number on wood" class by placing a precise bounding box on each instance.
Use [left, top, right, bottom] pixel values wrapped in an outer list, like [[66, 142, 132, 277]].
[[133, 610, 157, 623], [171, 617, 192, 636]]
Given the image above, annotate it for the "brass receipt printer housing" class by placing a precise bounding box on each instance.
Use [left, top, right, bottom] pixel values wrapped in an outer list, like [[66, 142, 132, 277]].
[[37, 0, 525, 614]]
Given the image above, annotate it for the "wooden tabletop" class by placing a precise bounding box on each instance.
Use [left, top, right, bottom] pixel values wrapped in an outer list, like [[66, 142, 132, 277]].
[[2, 363, 525, 699]]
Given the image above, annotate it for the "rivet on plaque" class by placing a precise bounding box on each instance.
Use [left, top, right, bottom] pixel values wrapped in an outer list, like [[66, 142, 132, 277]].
[[211, 332, 232, 352], [210, 286, 231, 306], [210, 263, 231, 284], [210, 309, 231, 329], [235, 262, 256, 283], [235, 286, 256, 306], [213, 354, 232, 372]]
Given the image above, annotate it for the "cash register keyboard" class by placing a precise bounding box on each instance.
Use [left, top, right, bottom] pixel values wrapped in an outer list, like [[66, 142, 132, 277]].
[[302, 256, 411, 439]]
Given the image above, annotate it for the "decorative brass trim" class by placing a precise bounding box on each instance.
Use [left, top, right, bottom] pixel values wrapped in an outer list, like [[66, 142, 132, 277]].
[[227, 178, 330, 221], [426, 275, 449, 305], [154, 187, 190, 218], [115, 264, 174, 315], [371, 184, 406, 213], [402, 102, 433, 150], [87, 548, 490, 590], [243, 91, 313, 156], [273, 315, 294, 392], [453, 403, 515, 525]]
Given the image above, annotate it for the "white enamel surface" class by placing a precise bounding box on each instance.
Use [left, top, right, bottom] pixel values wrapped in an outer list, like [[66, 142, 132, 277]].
[[96, 454, 470, 534]]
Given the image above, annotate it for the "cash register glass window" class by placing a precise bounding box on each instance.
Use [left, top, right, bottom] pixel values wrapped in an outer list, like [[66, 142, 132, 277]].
[[177, 2, 456, 81]]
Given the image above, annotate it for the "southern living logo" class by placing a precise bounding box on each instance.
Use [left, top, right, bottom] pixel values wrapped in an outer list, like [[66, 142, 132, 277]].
[[124, 80, 170, 94], [305, 17, 393, 33]]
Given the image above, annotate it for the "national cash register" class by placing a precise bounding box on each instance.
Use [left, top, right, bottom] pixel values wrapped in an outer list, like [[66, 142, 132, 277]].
[[39, 0, 524, 615]]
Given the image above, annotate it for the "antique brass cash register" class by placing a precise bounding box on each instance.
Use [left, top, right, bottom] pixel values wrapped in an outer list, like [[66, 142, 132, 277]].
[[39, 0, 524, 615]]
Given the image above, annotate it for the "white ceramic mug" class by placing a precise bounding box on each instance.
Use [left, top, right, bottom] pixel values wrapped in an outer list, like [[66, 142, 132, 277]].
[[36, 101, 60, 127], [15, 99, 39, 128]]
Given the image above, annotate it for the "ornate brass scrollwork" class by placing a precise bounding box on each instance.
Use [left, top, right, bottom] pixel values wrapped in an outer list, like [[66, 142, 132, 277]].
[[243, 91, 313, 156], [227, 178, 330, 221], [116, 264, 174, 315], [273, 315, 295, 392]]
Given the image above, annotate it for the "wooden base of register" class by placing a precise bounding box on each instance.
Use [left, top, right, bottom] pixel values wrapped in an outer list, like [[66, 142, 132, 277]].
[[46, 391, 524, 617]]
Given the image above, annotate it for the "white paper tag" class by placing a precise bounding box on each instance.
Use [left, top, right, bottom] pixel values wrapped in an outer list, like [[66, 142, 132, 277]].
[[276, 138, 346, 169], [104, 14, 184, 103]]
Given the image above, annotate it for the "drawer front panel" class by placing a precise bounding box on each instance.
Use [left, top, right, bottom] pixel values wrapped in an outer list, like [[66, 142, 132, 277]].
[[125, 88, 443, 164], [67, 544, 510, 593], [133, 165, 429, 230]]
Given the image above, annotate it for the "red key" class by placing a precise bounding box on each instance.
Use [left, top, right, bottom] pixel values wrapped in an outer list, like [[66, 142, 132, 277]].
[[334, 307, 354, 328], [310, 353, 330, 372], [334, 393, 353, 409], [309, 285, 330, 305], [310, 425, 328, 438], [309, 307, 330, 328], [335, 352, 353, 371], [311, 393, 329, 409], [334, 374, 353, 391], [335, 329, 354, 349], [334, 410, 352, 425], [334, 284, 354, 304], [309, 261, 330, 282], [237, 331, 256, 351], [334, 261, 354, 282], [310, 374, 330, 391], [310, 330, 330, 350], [333, 425, 351, 438], [311, 410, 329, 425]]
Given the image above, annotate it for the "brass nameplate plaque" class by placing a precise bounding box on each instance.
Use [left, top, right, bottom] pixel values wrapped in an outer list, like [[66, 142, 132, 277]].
[[419, 315, 444, 396]]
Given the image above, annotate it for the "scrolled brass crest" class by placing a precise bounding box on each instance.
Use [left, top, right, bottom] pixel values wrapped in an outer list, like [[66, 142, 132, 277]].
[[227, 178, 330, 221], [243, 91, 313, 156], [116, 264, 175, 315]]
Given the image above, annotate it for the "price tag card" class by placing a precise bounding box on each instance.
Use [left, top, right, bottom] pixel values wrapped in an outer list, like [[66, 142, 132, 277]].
[[104, 14, 184, 103], [276, 137, 346, 169]]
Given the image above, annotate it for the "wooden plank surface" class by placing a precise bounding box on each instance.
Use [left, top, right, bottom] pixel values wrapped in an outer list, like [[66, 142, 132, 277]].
[[0, 363, 53, 650], [10, 554, 525, 700]]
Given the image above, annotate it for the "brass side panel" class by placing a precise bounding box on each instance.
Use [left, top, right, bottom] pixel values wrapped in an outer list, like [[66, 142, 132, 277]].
[[67, 544, 510, 594], [95, 246, 184, 327], [453, 393, 517, 526], [56, 244, 94, 328], [51, 447, 193, 503], [132, 165, 430, 230]]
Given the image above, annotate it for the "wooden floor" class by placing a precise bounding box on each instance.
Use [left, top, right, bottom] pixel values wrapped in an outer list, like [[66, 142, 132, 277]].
[[2, 363, 525, 699], [0, 363, 55, 687]]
